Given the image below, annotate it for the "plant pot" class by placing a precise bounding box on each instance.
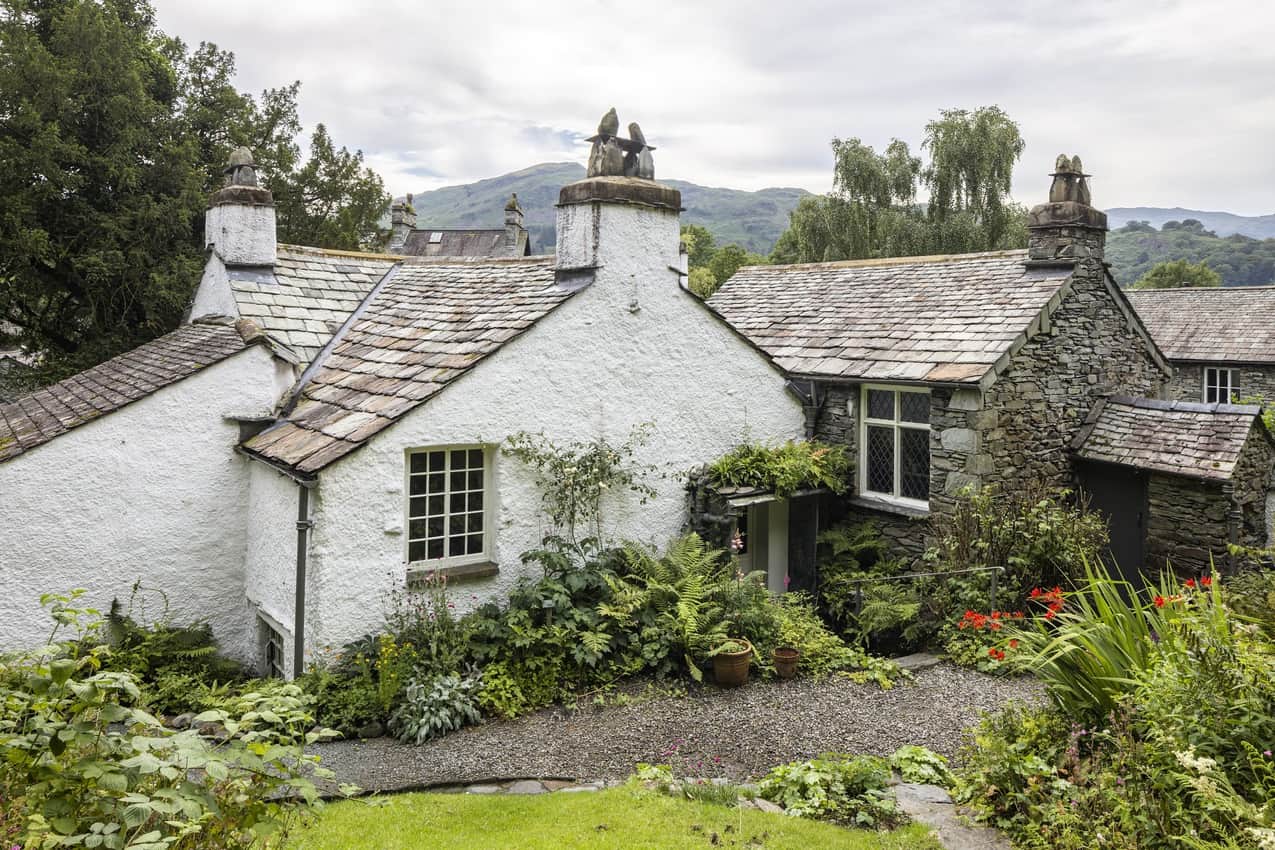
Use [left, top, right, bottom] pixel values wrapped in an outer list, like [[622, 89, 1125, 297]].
[[712, 639, 753, 688], [773, 646, 800, 679]]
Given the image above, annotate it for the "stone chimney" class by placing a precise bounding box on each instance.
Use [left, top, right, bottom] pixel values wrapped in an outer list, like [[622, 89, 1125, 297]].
[[205, 147, 276, 267], [1027, 155, 1107, 262], [503, 193, 525, 254], [556, 109, 680, 279], [387, 194, 416, 252]]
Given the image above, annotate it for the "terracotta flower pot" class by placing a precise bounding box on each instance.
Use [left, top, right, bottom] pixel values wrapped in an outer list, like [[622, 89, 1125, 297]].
[[773, 646, 800, 679], [712, 639, 753, 687]]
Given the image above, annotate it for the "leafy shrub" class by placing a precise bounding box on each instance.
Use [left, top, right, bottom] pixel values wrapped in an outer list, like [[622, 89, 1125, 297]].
[[296, 662, 382, 736], [955, 702, 1071, 830], [100, 590, 248, 715], [0, 591, 341, 849], [709, 440, 852, 498], [890, 745, 955, 788], [759, 753, 904, 829], [389, 671, 483, 744], [385, 569, 474, 682]]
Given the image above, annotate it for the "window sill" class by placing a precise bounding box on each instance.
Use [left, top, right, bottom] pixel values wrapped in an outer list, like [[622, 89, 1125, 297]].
[[406, 561, 499, 583], [849, 495, 931, 519]]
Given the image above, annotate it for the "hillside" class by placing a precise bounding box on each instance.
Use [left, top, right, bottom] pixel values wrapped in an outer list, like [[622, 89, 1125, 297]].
[[408, 162, 809, 254], [1106, 207, 1275, 239], [1107, 220, 1275, 287]]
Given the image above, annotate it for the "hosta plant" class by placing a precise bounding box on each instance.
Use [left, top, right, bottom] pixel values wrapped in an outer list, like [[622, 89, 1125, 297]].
[[389, 671, 483, 744]]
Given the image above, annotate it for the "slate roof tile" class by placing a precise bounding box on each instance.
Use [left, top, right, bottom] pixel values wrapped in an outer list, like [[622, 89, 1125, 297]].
[[1126, 287, 1275, 364], [0, 322, 256, 463], [227, 245, 400, 365], [1072, 395, 1262, 481], [243, 256, 575, 475], [707, 251, 1071, 384]]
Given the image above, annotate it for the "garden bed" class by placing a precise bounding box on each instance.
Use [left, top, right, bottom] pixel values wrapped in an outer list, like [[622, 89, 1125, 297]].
[[308, 662, 1042, 793]]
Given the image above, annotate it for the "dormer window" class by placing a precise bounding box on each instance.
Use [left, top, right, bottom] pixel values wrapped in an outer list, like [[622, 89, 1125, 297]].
[[860, 386, 931, 508]]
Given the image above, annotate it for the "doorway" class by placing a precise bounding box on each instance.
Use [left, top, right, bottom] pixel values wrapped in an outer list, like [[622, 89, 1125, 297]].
[[1076, 461, 1149, 587]]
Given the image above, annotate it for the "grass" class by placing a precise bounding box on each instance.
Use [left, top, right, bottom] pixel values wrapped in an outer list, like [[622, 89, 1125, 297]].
[[286, 787, 942, 850]]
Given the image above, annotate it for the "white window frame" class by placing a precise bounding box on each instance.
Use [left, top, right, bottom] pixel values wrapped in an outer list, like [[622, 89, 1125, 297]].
[[858, 384, 931, 510], [404, 444, 495, 569], [1203, 367, 1240, 404]]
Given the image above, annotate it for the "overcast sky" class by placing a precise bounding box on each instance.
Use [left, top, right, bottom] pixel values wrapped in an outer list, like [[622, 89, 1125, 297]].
[[154, 0, 1275, 214]]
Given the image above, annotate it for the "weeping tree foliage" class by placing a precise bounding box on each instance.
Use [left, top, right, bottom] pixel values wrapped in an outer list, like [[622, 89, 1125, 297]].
[[771, 106, 1028, 264], [1131, 259, 1222, 290], [0, 0, 387, 383]]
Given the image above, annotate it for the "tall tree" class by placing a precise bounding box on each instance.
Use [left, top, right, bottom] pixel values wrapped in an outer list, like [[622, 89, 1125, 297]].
[[771, 106, 1027, 264], [1131, 259, 1222, 290], [0, 0, 390, 381]]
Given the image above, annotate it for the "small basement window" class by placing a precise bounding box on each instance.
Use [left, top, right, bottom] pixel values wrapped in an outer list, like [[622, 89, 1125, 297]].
[[1204, 367, 1240, 404], [260, 617, 286, 679], [406, 446, 492, 567], [860, 385, 931, 508]]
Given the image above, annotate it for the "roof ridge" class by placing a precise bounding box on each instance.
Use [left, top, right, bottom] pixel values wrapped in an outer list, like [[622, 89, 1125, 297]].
[[1107, 394, 1262, 416], [277, 243, 405, 261], [1126, 285, 1275, 295], [397, 254, 557, 266], [741, 249, 1029, 274]]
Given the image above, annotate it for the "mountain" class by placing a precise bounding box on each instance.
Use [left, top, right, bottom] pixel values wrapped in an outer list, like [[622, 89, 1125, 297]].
[[1106, 220, 1275, 288], [1105, 207, 1275, 240], [407, 162, 810, 255]]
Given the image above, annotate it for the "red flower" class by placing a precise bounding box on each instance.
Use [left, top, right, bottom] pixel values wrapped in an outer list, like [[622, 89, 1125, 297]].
[[1201, 576, 1213, 587], [1044, 610, 1057, 620], [1184, 578, 1196, 589], [1154, 595, 1166, 608], [1030, 587, 1043, 599], [990, 621, 1002, 631], [1009, 639, 1020, 649]]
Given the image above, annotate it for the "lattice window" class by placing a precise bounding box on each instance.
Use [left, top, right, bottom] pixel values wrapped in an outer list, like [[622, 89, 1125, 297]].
[[1204, 368, 1239, 404], [407, 446, 490, 565], [260, 617, 286, 679], [860, 386, 931, 506]]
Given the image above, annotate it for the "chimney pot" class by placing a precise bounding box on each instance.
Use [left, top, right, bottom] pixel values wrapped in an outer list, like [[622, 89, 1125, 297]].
[[1027, 153, 1106, 263], [205, 147, 276, 267]]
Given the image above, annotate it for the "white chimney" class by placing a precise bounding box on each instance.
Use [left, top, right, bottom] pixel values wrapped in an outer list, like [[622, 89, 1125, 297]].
[[204, 147, 276, 267]]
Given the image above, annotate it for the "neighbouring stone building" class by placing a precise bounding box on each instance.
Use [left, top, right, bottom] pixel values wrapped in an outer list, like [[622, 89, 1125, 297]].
[[0, 123, 805, 676], [1128, 286, 1275, 405], [710, 157, 1275, 578], [385, 193, 533, 257], [1071, 396, 1275, 572]]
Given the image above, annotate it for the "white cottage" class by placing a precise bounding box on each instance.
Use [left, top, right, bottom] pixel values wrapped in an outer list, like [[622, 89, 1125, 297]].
[[0, 130, 806, 677]]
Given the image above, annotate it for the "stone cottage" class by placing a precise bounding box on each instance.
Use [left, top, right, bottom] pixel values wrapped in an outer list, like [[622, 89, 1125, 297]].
[[0, 119, 806, 677], [1128, 286, 1275, 405], [709, 157, 1275, 579]]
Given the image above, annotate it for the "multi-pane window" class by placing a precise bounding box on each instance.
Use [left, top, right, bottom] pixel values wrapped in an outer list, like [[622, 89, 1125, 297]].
[[860, 386, 931, 506], [1204, 368, 1239, 404], [260, 618, 285, 679], [407, 447, 488, 564]]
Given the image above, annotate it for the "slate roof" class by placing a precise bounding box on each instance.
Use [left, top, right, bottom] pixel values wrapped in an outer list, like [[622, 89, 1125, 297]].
[[1071, 395, 1263, 481], [0, 321, 262, 463], [228, 246, 399, 364], [401, 228, 529, 258], [242, 256, 574, 475], [707, 251, 1073, 384], [1126, 286, 1275, 364]]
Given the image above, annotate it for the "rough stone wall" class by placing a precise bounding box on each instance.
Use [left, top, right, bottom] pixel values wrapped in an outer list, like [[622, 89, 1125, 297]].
[[1231, 427, 1275, 549], [1163, 362, 1275, 405], [982, 267, 1165, 493], [1146, 475, 1229, 573]]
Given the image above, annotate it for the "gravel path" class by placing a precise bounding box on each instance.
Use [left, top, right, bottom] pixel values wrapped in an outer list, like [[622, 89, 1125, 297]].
[[310, 663, 1042, 793]]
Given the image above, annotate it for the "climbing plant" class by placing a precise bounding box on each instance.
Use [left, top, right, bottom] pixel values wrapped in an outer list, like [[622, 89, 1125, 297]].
[[502, 424, 657, 547]]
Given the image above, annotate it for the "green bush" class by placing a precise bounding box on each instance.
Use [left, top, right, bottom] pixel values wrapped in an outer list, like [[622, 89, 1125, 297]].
[[759, 753, 904, 829], [889, 745, 954, 788], [296, 662, 382, 736], [0, 591, 343, 850], [708, 440, 853, 498], [389, 671, 483, 744]]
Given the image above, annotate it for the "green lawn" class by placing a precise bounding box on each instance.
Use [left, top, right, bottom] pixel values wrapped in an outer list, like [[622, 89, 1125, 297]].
[[286, 787, 942, 850]]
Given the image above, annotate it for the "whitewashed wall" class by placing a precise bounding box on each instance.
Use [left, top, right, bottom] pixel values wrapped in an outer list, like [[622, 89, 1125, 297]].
[[0, 345, 292, 662], [241, 461, 301, 676], [304, 197, 807, 652]]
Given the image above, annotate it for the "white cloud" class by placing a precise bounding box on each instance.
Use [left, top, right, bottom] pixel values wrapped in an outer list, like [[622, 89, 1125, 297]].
[[153, 0, 1275, 214]]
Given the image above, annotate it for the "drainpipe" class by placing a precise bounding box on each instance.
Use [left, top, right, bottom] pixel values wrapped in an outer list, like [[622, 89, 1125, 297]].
[[293, 482, 314, 677]]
